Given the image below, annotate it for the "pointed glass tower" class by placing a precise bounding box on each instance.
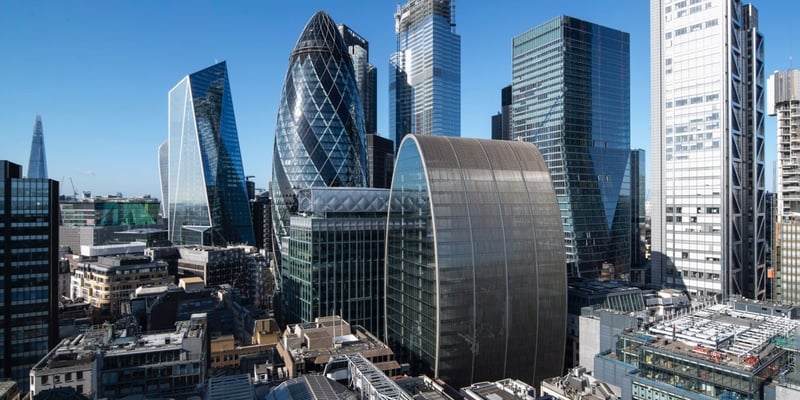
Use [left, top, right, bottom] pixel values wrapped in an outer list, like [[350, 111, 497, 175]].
[[27, 115, 48, 179], [271, 11, 369, 240], [166, 61, 254, 246]]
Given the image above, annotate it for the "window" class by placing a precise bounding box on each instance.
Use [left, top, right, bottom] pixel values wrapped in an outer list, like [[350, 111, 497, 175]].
[[77, 371, 83, 380], [682, 252, 689, 259], [42, 375, 48, 384]]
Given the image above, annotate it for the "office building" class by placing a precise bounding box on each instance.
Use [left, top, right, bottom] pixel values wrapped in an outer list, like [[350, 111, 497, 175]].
[[59, 194, 162, 253], [271, 11, 368, 245], [176, 246, 246, 288], [367, 133, 394, 189], [282, 187, 388, 336], [390, 0, 460, 146], [596, 302, 798, 400], [651, 0, 766, 299], [491, 85, 512, 141], [158, 140, 169, 217], [27, 115, 48, 179], [385, 135, 566, 388], [631, 149, 647, 268], [70, 255, 171, 317], [164, 61, 254, 247], [1, 161, 59, 392], [29, 315, 206, 399], [512, 16, 632, 278], [277, 316, 400, 379], [770, 69, 800, 303], [338, 24, 377, 135], [251, 191, 272, 252]]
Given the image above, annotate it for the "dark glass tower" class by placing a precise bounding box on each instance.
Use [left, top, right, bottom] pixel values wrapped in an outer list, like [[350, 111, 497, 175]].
[[338, 24, 377, 135], [27, 115, 48, 179], [512, 16, 631, 278], [1, 161, 59, 392], [271, 11, 369, 241], [491, 85, 512, 141], [385, 135, 567, 388], [165, 61, 254, 246]]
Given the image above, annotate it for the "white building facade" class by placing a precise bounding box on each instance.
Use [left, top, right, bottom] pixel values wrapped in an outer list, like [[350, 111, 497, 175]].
[[651, 0, 766, 299]]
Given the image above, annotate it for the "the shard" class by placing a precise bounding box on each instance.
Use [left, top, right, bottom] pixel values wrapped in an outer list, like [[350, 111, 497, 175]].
[[27, 115, 48, 179]]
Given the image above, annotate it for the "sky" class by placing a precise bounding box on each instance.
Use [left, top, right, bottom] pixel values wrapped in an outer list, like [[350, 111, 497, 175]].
[[1, 0, 798, 199]]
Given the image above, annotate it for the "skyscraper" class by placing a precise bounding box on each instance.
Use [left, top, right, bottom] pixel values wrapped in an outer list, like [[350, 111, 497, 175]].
[[385, 135, 566, 388], [390, 0, 460, 146], [164, 61, 254, 247], [651, 0, 766, 299], [338, 24, 377, 135], [769, 69, 800, 303], [631, 149, 647, 269], [27, 115, 48, 179], [511, 16, 631, 278], [271, 11, 369, 242], [1, 161, 59, 392], [158, 140, 169, 217], [491, 85, 512, 141]]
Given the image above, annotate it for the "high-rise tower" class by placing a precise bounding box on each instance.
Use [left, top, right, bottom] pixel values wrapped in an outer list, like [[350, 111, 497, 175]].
[[338, 24, 377, 135], [271, 11, 369, 242], [164, 61, 254, 247], [512, 16, 631, 278], [385, 135, 566, 388], [1, 161, 59, 392], [770, 69, 800, 302], [27, 115, 48, 179], [390, 0, 460, 147], [651, 0, 765, 299]]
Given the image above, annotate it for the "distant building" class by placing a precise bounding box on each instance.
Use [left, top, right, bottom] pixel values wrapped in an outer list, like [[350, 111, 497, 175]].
[[282, 188, 389, 336], [176, 246, 246, 288], [630, 149, 646, 269], [163, 61, 255, 247], [512, 15, 631, 278], [277, 316, 400, 379], [491, 85, 512, 141], [27, 115, 48, 179], [250, 191, 272, 252], [770, 69, 800, 303], [462, 379, 537, 400], [1, 161, 59, 392], [70, 254, 171, 317], [367, 134, 394, 189], [59, 194, 163, 253], [0, 381, 21, 400], [385, 135, 566, 388], [337, 24, 377, 135], [390, 0, 460, 145]]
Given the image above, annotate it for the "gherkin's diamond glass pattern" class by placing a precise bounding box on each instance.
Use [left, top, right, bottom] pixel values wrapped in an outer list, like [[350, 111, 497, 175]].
[[167, 61, 254, 246], [272, 11, 369, 239]]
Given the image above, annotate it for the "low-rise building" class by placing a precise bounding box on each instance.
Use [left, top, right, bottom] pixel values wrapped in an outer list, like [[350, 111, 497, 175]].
[[177, 246, 246, 287], [70, 254, 171, 317], [277, 316, 400, 378], [596, 302, 800, 400], [30, 315, 207, 399], [540, 367, 620, 400]]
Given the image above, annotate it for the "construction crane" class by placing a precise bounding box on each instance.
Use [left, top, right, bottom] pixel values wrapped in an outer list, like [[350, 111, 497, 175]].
[[69, 177, 79, 198]]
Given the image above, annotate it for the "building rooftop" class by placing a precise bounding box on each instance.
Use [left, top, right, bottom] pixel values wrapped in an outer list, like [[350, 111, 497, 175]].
[[462, 379, 537, 400], [627, 304, 799, 371], [540, 367, 619, 400], [206, 374, 254, 400]]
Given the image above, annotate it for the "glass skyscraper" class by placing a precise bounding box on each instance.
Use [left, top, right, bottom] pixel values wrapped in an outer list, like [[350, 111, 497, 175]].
[[338, 24, 377, 135], [164, 61, 254, 247], [283, 187, 388, 337], [390, 0, 460, 147], [651, 0, 765, 299], [769, 69, 800, 303], [271, 11, 369, 242], [27, 115, 48, 179], [385, 135, 566, 388], [511, 16, 631, 278], [1, 161, 59, 392]]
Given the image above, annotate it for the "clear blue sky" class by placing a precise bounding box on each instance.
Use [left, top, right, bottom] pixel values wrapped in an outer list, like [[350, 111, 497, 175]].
[[1, 1, 797, 198]]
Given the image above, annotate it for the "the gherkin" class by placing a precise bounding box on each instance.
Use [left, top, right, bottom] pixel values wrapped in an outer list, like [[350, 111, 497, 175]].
[[271, 11, 369, 240]]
